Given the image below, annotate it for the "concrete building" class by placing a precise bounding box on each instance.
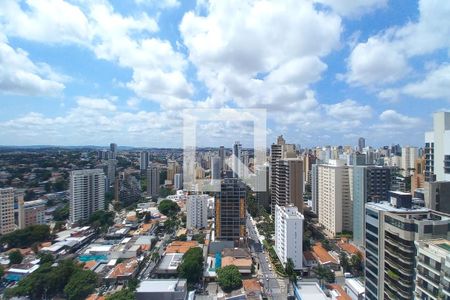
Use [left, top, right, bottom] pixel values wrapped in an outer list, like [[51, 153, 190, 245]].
[[412, 157, 426, 191], [270, 135, 296, 206], [232, 141, 243, 178], [186, 194, 209, 230], [147, 163, 160, 199], [211, 156, 221, 180], [344, 278, 365, 300], [424, 181, 450, 214], [311, 164, 319, 215], [139, 151, 149, 171], [317, 160, 352, 237], [274, 205, 304, 270], [271, 158, 304, 215], [401, 146, 418, 177], [425, 111, 450, 182], [0, 187, 15, 234], [215, 178, 246, 243], [18, 199, 46, 229], [352, 166, 391, 247], [136, 279, 187, 300], [106, 159, 117, 186], [364, 194, 450, 300], [358, 137, 365, 152], [174, 173, 182, 190], [415, 239, 450, 300], [219, 146, 225, 174], [69, 169, 105, 224], [110, 143, 117, 159]]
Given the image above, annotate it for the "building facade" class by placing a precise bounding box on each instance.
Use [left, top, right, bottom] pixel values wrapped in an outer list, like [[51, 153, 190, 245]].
[[70, 169, 105, 223], [18, 198, 46, 229], [425, 111, 450, 182], [317, 160, 352, 237], [0, 187, 15, 235], [274, 205, 304, 270], [139, 151, 149, 171], [147, 163, 160, 199], [186, 194, 209, 230], [215, 178, 246, 243], [364, 195, 450, 300]]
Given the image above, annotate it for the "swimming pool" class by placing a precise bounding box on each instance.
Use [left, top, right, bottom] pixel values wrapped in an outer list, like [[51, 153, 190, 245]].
[[78, 254, 108, 262]]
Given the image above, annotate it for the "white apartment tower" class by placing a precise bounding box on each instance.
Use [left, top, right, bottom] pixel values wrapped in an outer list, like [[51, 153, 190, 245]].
[[274, 204, 304, 270], [425, 111, 450, 182], [0, 188, 15, 234], [401, 146, 418, 176], [70, 169, 105, 223], [317, 160, 353, 237], [186, 194, 209, 229]]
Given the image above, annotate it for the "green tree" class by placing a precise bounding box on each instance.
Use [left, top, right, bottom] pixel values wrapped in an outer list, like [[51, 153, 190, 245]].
[[53, 204, 69, 221], [158, 200, 180, 217], [285, 258, 297, 285], [88, 211, 115, 232], [339, 252, 350, 273], [315, 265, 335, 285], [1, 224, 52, 249], [106, 288, 135, 300], [217, 265, 242, 293], [64, 270, 98, 300], [178, 247, 204, 287], [9, 250, 23, 265], [350, 253, 363, 275], [321, 239, 332, 251], [0, 266, 4, 278]]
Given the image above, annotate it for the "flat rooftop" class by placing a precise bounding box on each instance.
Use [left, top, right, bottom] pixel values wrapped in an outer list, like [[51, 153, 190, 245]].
[[136, 279, 186, 293], [294, 282, 328, 300]]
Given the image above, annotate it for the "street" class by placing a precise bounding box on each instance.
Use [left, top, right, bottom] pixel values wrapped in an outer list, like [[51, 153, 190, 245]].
[[246, 214, 286, 300]]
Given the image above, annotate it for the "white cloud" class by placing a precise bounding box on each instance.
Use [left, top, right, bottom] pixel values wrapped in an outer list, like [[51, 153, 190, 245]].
[[314, 0, 388, 17], [376, 109, 422, 130], [180, 0, 341, 110], [76, 96, 117, 111], [0, 34, 65, 96], [402, 64, 450, 100], [135, 0, 180, 9], [324, 99, 372, 120], [0, 0, 91, 45], [345, 0, 450, 87]]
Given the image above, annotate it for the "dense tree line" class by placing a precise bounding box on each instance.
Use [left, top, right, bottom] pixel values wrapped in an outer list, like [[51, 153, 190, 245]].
[[0, 225, 52, 249], [178, 247, 204, 288]]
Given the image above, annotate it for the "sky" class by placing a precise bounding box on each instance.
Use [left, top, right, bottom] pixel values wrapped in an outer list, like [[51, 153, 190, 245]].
[[0, 0, 449, 148]]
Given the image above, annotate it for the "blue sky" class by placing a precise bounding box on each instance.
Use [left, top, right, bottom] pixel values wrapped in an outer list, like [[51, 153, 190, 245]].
[[0, 0, 449, 148]]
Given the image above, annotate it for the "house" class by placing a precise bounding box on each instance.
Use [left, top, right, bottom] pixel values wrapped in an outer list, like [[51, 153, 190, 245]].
[[311, 243, 340, 270]]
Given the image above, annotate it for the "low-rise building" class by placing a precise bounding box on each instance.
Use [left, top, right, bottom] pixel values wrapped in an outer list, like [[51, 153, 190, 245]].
[[136, 279, 188, 300], [18, 199, 47, 229], [344, 278, 365, 300]]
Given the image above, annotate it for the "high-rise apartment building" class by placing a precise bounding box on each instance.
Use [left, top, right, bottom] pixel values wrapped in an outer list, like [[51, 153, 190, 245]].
[[211, 156, 221, 180], [186, 194, 209, 230], [271, 158, 303, 215], [69, 169, 105, 223], [0, 187, 15, 235], [167, 160, 178, 184], [401, 146, 418, 176], [147, 163, 160, 199], [232, 141, 242, 178], [411, 157, 426, 191], [215, 178, 246, 243], [352, 166, 391, 247], [107, 159, 117, 186], [317, 160, 352, 237], [364, 193, 450, 300], [424, 181, 450, 214], [358, 137, 365, 152], [311, 164, 319, 215], [415, 239, 450, 300], [140, 151, 149, 171], [219, 146, 225, 174], [425, 111, 450, 182], [274, 205, 304, 270], [110, 143, 117, 159], [18, 198, 46, 229], [174, 173, 183, 190]]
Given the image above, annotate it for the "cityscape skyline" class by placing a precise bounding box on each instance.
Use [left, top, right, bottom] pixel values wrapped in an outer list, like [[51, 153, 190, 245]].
[[1, 0, 449, 147]]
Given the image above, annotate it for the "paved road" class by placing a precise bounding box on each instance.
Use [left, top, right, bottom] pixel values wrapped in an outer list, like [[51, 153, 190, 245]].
[[246, 214, 285, 300]]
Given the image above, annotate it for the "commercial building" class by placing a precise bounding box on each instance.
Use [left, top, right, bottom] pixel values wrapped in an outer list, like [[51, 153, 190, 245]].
[[364, 193, 450, 300], [415, 239, 450, 300], [232, 141, 243, 178], [274, 205, 304, 270], [0, 187, 15, 234], [69, 169, 105, 223], [317, 160, 352, 237], [352, 166, 391, 247], [215, 178, 246, 243], [271, 158, 303, 214], [147, 163, 160, 199], [425, 111, 450, 182], [18, 198, 47, 229], [186, 194, 209, 230], [211, 156, 221, 180], [136, 279, 188, 300]]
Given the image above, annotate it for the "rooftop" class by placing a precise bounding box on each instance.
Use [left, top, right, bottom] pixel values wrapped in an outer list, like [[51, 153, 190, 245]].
[[328, 284, 351, 300], [312, 243, 338, 265], [136, 279, 187, 293], [166, 241, 199, 254], [294, 282, 328, 300]]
